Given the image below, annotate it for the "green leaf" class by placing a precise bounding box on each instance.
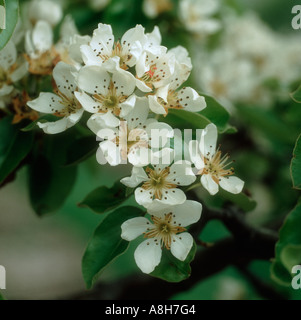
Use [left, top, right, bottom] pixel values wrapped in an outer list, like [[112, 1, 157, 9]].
[[82, 206, 144, 289], [0, 0, 19, 50], [271, 198, 301, 286], [163, 94, 235, 134], [0, 291, 5, 300], [218, 189, 257, 213], [291, 84, 301, 103], [0, 116, 33, 184], [64, 135, 98, 166], [291, 133, 301, 190], [79, 181, 131, 214], [28, 134, 77, 216], [236, 104, 294, 144], [21, 115, 60, 132], [150, 242, 197, 282]]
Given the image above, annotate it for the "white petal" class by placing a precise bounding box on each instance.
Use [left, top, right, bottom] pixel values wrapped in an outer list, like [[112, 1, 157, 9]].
[[189, 140, 204, 170], [170, 200, 202, 227], [125, 96, 149, 129], [201, 174, 219, 195], [177, 87, 206, 112], [112, 70, 136, 96], [128, 147, 151, 167], [38, 117, 69, 134], [0, 41, 17, 70], [170, 232, 193, 261], [27, 92, 64, 113], [134, 239, 162, 273], [200, 123, 218, 157], [219, 176, 244, 194], [90, 23, 114, 57], [120, 167, 148, 188], [146, 120, 174, 149], [151, 188, 186, 207], [32, 20, 53, 53], [74, 91, 102, 114], [121, 217, 150, 241], [10, 61, 28, 82], [135, 187, 154, 207], [168, 161, 196, 186], [119, 95, 136, 117], [80, 44, 102, 66], [148, 95, 166, 115], [0, 85, 13, 96], [53, 62, 77, 100], [67, 108, 84, 124], [135, 78, 152, 93], [77, 65, 111, 95]]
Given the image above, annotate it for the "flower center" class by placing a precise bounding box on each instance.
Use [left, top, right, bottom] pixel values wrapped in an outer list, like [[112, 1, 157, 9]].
[[144, 213, 186, 250], [201, 150, 235, 184], [104, 95, 118, 108], [142, 166, 177, 200], [158, 90, 183, 113], [54, 90, 81, 117], [139, 65, 158, 89]]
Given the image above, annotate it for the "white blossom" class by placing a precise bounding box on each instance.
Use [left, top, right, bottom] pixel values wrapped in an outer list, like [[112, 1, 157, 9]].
[[27, 62, 84, 134], [80, 23, 147, 71], [189, 123, 244, 195], [121, 200, 202, 274], [121, 150, 196, 209], [0, 41, 28, 97], [142, 0, 173, 19], [75, 66, 137, 127], [179, 0, 221, 35]]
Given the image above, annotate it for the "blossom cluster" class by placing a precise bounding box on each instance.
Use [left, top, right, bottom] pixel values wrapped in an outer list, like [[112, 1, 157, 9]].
[[0, 0, 245, 275]]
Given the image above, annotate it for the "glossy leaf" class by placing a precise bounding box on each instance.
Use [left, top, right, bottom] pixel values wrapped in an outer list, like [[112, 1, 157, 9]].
[[218, 189, 257, 213], [28, 134, 77, 216], [0, 116, 33, 184], [0, 0, 19, 50], [271, 199, 301, 286], [79, 181, 131, 214], [150, 242, 197, 282], [64, 135, 98, 166], [82, 206, 145, 289], [291, 133, 301, 190]]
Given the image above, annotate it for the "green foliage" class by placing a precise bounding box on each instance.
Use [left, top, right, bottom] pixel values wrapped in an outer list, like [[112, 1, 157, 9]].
[[291, 85, 301, 103], [0, 116, 33, 184], [163, 94, 236, 134], [28, 134, 77, 216], [150, 242, 197, 282], [271, 199, 301, 286], [0, 0, 19, 50], [291, 134, 301, 190], [79, 181, 133, 214], [82, 206, 145, 289], [64, 135, 98, 166]]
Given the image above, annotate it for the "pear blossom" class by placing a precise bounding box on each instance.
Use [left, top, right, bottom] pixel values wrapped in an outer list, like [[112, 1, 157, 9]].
[[189, 123, 244, 195], [142, 0, 173, 19], [26, 0, 63, 27], [135, 49, 176, 92], [148, 46, 206, 115], [27, 62, 84, 134], [121, 151, 196, 209], [0, 41, 28, 97], [121, 200, 202, 274], [75, 66, 136, 127], [89, 97, 174, 166], [179, 0, 221, 35], [25, 20, 59, 75], [80, 23, 147, 71]]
